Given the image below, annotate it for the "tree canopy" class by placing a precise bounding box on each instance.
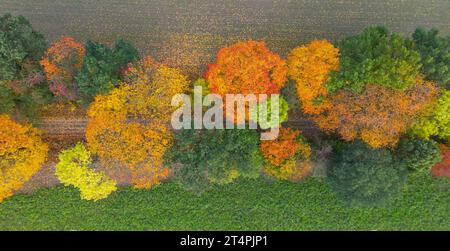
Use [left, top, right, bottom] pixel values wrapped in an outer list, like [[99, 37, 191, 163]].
[[40, 37, 85, 101], [412, 27, 450, 90], [86, 56, 189, 189], [0, 115, 48, 202], [287, 39, 339, 115], [75, 39, 139, 103], [165, 128, 264, 193], [0, 13, 47, 81], [314, 79, 438, 148], [327, 26, 421, 94], [327, 141, 408, 206]]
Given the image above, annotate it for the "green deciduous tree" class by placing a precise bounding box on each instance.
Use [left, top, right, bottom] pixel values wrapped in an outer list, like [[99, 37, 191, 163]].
[[0, 14, 52, 123], [327, 26, 421, 93], [412, 28, 450, 89], [0, 13, 47, 81], [327, 141, 407, 206], [75, 39, 139, 103], [165, 128, 264, 193]]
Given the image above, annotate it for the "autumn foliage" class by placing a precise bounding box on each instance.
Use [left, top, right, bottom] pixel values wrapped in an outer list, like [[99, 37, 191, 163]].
[[431, 145, 450, 178], [55, 143, 117, 201], [205, 40, 288, 123], [287, 40, 339, 114], [260, 128, 312, 180], [0, 115, 48, 202], [86, 56, 189, 189], [206, 40, 287, 96], [313, 78, 438, 148], [40, 37, 85, 100]]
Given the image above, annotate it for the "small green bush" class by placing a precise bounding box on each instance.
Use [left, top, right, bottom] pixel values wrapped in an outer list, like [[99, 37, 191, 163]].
[[249, 96, 289, 129], [327, 141, 408, 207], [395, 137, 442, 172]]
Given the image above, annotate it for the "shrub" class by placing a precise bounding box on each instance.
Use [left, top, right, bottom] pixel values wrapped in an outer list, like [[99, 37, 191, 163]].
[[395, 137, 442, 172], [287, 39, 339, 115], [327, 141, 407, 206], [411, 90, 450, 140], [165, 128, 264, 193], [431, 145, 450, 178], [260, 128, 312, 180], [327, 26, 421, 93], [0, 115, 48, 202], [249, 96, 289, 129], [412, 28, 450, 89], [55, 143, 117, 201], [75, 39, 139, 103]]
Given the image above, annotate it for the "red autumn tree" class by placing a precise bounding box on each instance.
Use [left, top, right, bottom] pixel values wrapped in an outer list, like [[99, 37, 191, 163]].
[[432, 145, 450, 178], [40, 37, 85, 100]]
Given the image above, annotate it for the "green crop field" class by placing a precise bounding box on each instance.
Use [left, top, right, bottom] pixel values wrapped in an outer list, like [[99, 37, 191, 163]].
[[0, 174, 448, 231]]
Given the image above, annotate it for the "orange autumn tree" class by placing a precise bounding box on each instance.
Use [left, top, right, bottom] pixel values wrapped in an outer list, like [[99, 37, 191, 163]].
[[260, 128, 312, 181], [40, 37, 85, 100], [287, 40, 339, 115], [0, 115, 48, 202], [205, 40, 288, 123], [313, 78, 438, 148], [86, 56, 189, 188]]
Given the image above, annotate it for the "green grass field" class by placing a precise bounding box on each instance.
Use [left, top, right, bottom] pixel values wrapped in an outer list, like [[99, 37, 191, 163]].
[[1, 174, 448, 230]]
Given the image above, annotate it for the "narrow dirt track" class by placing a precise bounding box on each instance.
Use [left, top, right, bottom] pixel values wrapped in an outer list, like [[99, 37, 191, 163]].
[[37, 117, 88, 138], [36, 116, 321, 138]]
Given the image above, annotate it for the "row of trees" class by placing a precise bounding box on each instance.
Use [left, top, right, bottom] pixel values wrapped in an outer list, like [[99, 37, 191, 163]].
[[1, 14, 449, 206], [0, 14, 140, 123]]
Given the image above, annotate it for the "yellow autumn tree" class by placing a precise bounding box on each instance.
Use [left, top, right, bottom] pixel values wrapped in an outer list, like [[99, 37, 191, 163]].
[[86, 56, 189, 188], [0, 115, 48, 202], [287, 40, 339, 115]]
